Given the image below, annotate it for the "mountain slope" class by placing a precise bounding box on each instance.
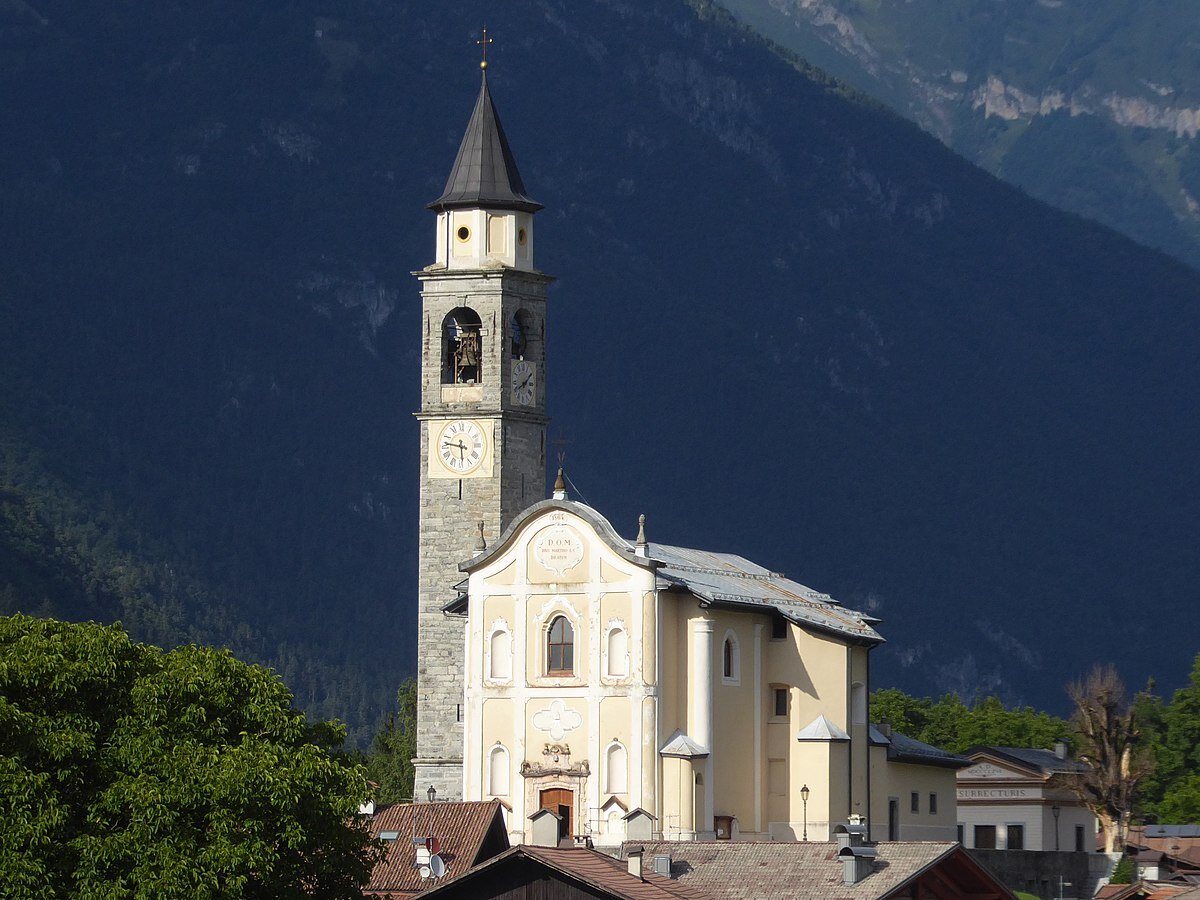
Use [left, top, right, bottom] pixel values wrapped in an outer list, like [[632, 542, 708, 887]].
[[717, 0, 1200, 271], [0, 0, 1197, 732]]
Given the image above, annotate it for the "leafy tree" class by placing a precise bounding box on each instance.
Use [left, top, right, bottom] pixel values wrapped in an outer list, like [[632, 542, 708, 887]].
[[364, 677, 417, 805], [871, 688, 1068, 754], [1132, 654, 1200, 822], [0, 614, 378, 898], [1108, 855, 1135, 884], [1066, 665, 1152, 853]]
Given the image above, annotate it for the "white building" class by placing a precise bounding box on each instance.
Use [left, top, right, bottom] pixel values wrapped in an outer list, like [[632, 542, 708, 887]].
[[956, 743, 1095, 852]]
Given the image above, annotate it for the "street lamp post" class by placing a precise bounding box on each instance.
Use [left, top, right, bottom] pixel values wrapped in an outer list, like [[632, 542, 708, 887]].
[[1052, 803, 1061, 851], [801, 784, 810, 842]]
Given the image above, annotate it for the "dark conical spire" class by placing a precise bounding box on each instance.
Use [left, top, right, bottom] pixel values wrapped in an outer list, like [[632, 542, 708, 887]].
[[428, 72, 542, 214]]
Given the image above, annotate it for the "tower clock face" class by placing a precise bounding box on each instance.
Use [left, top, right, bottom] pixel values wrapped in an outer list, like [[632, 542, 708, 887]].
[[437, 420, 486, 474], [511, 359, 536, 406]]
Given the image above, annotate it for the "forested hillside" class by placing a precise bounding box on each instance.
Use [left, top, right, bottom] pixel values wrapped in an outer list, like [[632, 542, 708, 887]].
[[2, 0, 1198, 739]]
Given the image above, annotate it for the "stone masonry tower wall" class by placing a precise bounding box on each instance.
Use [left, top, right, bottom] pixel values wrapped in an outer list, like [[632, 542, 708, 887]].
[[412, 71, 550, 801]]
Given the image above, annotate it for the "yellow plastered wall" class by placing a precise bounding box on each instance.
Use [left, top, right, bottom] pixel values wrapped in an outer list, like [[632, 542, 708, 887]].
[[709, 610, 760, 835], [875, 758, 960, 841]]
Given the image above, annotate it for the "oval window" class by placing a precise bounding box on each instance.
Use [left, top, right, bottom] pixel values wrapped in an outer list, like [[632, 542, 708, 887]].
[[456, 225, 471, 242], [517, 227, 527, 246]]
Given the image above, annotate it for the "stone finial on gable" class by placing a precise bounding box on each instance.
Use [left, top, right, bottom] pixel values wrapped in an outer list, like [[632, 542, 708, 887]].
[[473, 521, 487, 555], [635, 514, 648, 557], [552, 467, 567, 500]]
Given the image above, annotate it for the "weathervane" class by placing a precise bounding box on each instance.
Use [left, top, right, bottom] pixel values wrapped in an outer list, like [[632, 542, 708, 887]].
[[475, 26, 494, 70], [551, 428, 573, 471]]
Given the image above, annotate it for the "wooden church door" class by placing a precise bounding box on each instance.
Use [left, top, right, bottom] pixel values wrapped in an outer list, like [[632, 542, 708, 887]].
[[539, 788, 573, 840]]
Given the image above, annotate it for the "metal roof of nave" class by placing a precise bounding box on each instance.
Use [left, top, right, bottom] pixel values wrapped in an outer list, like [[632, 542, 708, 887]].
[[649, 542, 884, 645], [462, 499, 883, 645]]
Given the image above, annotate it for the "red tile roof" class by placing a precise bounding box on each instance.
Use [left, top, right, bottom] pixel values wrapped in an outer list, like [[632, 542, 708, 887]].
[[363, 800, 508, 896]]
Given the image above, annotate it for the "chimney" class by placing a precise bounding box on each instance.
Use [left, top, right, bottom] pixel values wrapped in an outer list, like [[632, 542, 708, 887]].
[[877, 722, 892, 738], [1055, 738, 1069, 760], [839, 846, 877, 886], [653, 854, 672, 878], [627, 846, 644, 881]]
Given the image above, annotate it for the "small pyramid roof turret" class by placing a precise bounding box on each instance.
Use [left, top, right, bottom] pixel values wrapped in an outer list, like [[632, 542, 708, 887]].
[[429, 72, 542, 214]]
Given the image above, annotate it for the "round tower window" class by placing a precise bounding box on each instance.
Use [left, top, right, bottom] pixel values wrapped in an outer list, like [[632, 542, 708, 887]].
[[517, 227, 527, 246], [456, 225, 471, 242]]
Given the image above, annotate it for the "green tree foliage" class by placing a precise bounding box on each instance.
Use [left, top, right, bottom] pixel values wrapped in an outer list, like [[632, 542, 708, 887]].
[[1109, 855, 1135, 885], [364, 677, 417, 806], [0, 614, 378, 898], [871, 688, 1068, 754], [1134, 653, 1200, 823]]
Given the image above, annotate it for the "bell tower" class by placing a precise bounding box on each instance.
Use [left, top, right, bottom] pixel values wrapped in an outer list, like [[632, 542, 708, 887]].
[[413, 65, 551, 800]]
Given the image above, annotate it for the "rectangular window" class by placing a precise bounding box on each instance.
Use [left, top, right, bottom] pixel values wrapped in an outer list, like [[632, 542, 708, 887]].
[[1007, 824, 1025, 850], [773, 688, 788, 718], [911, 792, 919, 814], [975, 825, 997, 849], [771, 617, 787, 640], [1075, 825, 1085, 852], [957, 824, 964, 844], [929, 792, 938, 814]]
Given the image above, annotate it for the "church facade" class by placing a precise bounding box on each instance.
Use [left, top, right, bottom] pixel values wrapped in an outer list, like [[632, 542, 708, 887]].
[[413, 66, 962, 846]]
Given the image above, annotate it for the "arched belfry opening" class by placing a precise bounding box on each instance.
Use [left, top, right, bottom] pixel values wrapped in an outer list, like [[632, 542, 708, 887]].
[[510, 309, 530, 359], [443, 307, 482, 384]]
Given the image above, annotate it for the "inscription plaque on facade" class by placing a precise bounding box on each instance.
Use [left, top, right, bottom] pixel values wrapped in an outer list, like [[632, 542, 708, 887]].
[[533, 525, 584, 577]]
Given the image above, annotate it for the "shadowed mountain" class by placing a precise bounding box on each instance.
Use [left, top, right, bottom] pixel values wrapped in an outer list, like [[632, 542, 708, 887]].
[[1, 0, 1197, 737]]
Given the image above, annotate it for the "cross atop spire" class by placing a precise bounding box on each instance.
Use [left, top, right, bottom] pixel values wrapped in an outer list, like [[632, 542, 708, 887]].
[[476, 26, 493, 70]]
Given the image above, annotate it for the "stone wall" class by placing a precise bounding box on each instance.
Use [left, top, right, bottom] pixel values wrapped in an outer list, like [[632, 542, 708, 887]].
[[966, 849, 1096, 899]]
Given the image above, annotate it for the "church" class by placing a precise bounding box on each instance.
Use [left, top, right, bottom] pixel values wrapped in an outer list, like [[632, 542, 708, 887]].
[[411, 61, 964, 848]]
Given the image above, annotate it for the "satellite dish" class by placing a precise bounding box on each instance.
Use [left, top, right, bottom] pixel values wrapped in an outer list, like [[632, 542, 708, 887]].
[[430, 854, 446, 879], [418, 865, 432, 879]]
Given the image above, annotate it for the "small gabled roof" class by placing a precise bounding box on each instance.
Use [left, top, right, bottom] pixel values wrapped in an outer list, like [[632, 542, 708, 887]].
[[796, 714, 850, 742], [963, 746, 1088, 776], [660, 729, 709, 759], [649, 543, 883, 645], [363, 800, 508, 896], [428, 73, 542, 214]]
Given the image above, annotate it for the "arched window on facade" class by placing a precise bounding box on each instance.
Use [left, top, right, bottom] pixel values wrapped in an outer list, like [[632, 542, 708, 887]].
[[547, 615, 574, 676], [606, 626, 628, 678], [488, 744, 510, 797], [443, 307, 482, 384], [605, 742, 628, 794], [722, 631, 740, 683], [489, 628, 512, 681]]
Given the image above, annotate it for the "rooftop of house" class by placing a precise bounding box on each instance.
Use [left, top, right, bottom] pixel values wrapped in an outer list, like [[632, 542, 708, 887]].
[[961, 745, 1088, 776], [871, 726, 972, 768], [363, 800, 508, 896], [416, 844, 710, 900], [618, 841, 1013, 900], [1128, 824, 1200, 869]]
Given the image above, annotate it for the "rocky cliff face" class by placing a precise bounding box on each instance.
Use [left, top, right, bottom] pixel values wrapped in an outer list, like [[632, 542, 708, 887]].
[[726, 0, 1200, 269]]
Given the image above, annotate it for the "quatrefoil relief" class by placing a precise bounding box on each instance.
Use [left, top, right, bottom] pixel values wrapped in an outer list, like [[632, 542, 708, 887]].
[[532, 698, 582, 741]]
